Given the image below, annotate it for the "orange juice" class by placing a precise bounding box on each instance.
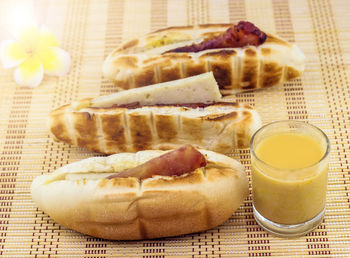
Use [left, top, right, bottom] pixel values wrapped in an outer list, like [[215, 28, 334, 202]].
[[250, 121, 330, 234], [252, 132, 328, 224], [255, 133, 324, 170]]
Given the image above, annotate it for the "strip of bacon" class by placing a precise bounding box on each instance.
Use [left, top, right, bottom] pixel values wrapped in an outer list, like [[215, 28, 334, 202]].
[[164, 21, 267, 53], [107, 144, 207, 180]]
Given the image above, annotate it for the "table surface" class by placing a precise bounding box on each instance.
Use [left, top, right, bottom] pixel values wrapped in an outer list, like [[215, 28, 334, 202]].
[[0, 0, 349, 257]]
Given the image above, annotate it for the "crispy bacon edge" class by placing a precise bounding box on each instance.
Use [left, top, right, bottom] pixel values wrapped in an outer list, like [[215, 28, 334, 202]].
[[164, 21, 267, 53], [106, 144, 207, 180]]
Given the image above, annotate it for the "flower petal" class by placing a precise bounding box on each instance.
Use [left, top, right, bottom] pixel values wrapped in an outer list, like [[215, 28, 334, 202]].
[[39, 25, 59, 48], [1, 40, 27, 68], [39, 47, 70, 76], [14, 56, 43, 88], [15, 24, 40, 48]]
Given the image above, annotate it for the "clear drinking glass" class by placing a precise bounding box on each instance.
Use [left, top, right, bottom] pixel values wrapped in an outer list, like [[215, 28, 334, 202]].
[[250, 121, 330, 237]]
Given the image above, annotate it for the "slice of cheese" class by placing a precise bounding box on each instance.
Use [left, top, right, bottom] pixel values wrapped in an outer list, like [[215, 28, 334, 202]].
[[90, 72, 221, 108]]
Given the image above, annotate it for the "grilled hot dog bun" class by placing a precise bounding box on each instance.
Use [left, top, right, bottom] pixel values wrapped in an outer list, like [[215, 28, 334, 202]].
[[31, 148, 248, 240], [48, 73, 261, 154], [49, 100, 261, 154], [103, 22, 305, 94]]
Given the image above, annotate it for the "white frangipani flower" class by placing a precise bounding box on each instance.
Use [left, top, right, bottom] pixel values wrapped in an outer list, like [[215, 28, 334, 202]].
[[1, 24, 70, 88]]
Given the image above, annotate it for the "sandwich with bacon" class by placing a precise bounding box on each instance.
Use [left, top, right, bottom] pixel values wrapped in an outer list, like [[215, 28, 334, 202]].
[[31, 144, 249, 240], [103, 21, 305, 95]]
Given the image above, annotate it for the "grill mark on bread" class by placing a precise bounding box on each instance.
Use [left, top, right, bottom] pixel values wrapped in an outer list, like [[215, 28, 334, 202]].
[[96, 115, 106, 153], [128, 73, 135, 89], [180, 61, 185, 79], [123, 112, 132, 152], [74, 112, 100, 152], [100, 112, 127, 153], [255, 50, 261, 89], [121, 39, 139, 50], [177, 112, 183, 135], [205, 59, 210, 76], [232, 49, 241, 90], [114, 78, 132, 90], [261, 47, 271, 56], [285, 66, 301, 81], [134, 65, 157, 87], [208, 56, 233, 89], [241, 48, 258, 89], [181, 116, 203, 142], [142, 56, 161, 64], [149, 110, 157, 146], [262, 61, 283, 87], [49, 109, 75, 145], [213, 64, 233, 87], [50, 117, 69, 142], [129, 112, 153, 151], [183, 58, 208, 77], [154, 64, 161, 84], [113, 56, 138, 69], [281, 65, 287, 83], [154, 113, 178, 142], [162, 53, 192, 60], [158, 59, 182, 83], [236, 111, 252, 148], [245, 48, 256, 57]]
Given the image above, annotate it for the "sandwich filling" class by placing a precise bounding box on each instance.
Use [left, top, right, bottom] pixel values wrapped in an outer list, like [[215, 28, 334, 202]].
[[107, 144, 206, 180], [164, 21, 266, 53]]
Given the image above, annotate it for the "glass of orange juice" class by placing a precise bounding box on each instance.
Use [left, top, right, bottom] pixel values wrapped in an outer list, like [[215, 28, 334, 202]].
[[250, 120, 330, 237]]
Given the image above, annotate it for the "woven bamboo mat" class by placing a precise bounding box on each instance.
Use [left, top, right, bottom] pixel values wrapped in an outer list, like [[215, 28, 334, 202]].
[[0, 0, 349, 257]]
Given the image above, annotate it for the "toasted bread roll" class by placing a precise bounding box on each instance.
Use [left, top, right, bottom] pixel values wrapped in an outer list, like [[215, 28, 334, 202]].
[[31, 148, 248, 240], [48, 100, 262, 154], [103, 23, 305, 95]]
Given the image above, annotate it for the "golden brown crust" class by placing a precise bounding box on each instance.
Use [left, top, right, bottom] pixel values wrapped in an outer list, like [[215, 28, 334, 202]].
[[73, 112, 101, 152], [31, 149, 249, 240], [103, 25, 305, 94], [241, 48, 259, 89], [48, 105, 74, 145], [154, 113, 178, 142], [261, 61, 284, 88], [128, 112, 153, 151], [183, 57, 208, 78], [286, 66, 302, 81], [204, 50, 236, 89], [100, 112, 128, 153], [48, 101, 262, 154]]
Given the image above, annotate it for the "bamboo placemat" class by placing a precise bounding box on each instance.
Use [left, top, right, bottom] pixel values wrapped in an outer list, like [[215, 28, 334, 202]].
[[0, 0, 349, 256]]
